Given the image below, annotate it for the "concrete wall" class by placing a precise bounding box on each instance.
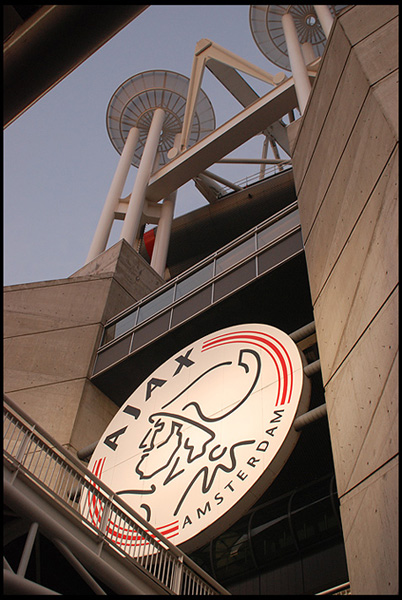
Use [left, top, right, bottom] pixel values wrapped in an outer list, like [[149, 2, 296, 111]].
[[4, 240, 164, 455], [289, 6, 398, 594]]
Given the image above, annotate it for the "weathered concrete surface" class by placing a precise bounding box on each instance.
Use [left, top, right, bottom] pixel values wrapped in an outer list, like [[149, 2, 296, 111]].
[[290, 5, 398, 595], [312, 146, 398, 380], [72, 239, 165, 301], [339, 456, 398, 595], [325, 289, 398, 495], [4, 240, 164, 453]]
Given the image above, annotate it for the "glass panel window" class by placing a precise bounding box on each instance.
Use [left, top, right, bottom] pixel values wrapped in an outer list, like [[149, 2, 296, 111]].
[[93, 335, 132, 374], [212, 514, 253, 583], [251, 501, 298, 568], [292, 497, 340, 550], [138, 287, 175, 324], [114, 310, 138, 339], [215, 236, 255, 274], [102, 311, 137, 346], [213, 259, 256, 301], [290, 480, 341, 550], [257, 209, 300, 249], [175, 262, 214, 299], [131, 311, 171, 351], [258, 230, 303, 275], [102, 324, 116, 346], [171, 286, 212, 327]]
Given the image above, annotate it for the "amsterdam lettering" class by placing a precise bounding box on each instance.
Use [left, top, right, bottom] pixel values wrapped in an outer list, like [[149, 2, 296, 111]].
[[180, 409, 285, 529], [85, 324, 310, 552]]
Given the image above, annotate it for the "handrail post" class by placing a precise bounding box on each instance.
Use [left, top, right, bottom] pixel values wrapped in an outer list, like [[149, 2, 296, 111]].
[[15, 425, 36, 464], [8, 425, 36, 485], [99, 496, 113, 538], [172, 555, 184, 594]]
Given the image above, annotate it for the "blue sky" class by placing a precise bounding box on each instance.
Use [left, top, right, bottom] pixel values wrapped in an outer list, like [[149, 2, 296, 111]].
[[4, 5, 289, 286]]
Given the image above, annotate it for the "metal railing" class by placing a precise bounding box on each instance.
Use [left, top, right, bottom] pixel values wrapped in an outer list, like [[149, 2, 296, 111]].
[[316, 582, 351, 595], [3, 395, 229, 595], [98, 202, 301, 351], [217, 163, 292, 198]]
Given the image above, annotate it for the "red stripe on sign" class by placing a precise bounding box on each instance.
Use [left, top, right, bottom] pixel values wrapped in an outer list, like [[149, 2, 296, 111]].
[[203, 337, 283, 406], [202, 330, 294, 406], [157, 523, 179, 538], [86, 458, 106, 527], [86, 458, 180, 547], [106, 516, 180, 548]]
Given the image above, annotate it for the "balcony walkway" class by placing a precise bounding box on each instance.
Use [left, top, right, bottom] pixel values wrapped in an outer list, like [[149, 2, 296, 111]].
[[93, 201, 303, 379]]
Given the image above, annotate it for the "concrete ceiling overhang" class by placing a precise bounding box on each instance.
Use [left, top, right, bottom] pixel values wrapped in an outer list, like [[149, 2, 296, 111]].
[[3, 5, 149, 128]]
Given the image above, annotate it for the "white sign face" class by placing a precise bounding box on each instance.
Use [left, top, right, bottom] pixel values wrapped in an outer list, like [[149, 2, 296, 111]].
[[86, 324, 310, 552]]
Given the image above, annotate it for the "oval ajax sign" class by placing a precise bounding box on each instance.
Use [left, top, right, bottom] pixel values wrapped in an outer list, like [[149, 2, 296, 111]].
[[86, 323, 311, 552]]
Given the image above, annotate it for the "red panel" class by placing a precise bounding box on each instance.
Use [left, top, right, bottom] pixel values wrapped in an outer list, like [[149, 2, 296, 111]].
[[143, 228, 156, 259]]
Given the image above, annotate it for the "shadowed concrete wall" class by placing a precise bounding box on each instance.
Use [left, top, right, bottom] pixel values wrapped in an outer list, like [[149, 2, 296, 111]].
[[289, 5, 398, 594], [4, 240, 164, 455]]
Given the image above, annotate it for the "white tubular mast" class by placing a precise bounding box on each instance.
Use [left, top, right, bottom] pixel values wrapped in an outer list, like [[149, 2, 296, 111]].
[[150, 191, 176, 277], [314, 5, 335, 38], [119, 108, 166, 247], [280, 6, 334, 115], [86, 126, 139, 263], [86, 70, 215, 271], [281, 11, 312, 115]]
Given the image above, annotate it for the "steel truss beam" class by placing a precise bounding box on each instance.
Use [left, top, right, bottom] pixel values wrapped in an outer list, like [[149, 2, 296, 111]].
[[147, 77, 299, 203], [3, 569, 61, 595], [4, 479, 168, 595]]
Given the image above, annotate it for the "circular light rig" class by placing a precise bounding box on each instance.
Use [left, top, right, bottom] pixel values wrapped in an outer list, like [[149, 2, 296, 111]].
[[106, 69, 216, 167], [249, 5, 348, 71]]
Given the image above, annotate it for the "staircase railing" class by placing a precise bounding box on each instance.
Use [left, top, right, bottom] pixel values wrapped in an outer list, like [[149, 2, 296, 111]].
[[3, 394, 229, 595]]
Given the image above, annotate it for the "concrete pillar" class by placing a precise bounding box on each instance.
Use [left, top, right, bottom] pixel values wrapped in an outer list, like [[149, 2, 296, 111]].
[[120, 108, 165, 247], [86, 126, 139, 263], [314, 5, 334, 39], [282, 11, 312, 115], [150, 191, 176, 277], [290, 5, 399, 593]]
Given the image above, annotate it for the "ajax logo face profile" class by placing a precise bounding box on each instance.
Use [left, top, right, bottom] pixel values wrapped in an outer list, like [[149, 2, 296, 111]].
[[86, 324, 311, 552]]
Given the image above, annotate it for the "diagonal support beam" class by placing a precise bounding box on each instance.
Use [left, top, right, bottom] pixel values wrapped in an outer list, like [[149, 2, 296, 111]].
[[180, 38, 286, 152], [53, 539, 107, 595], [17, 522, 39, 577], [206, 57, 260, 106], [206, 58, 290, 155]]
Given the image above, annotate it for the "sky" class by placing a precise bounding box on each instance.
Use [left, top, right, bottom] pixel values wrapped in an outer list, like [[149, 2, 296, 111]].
[[4, 5, 292, 286]]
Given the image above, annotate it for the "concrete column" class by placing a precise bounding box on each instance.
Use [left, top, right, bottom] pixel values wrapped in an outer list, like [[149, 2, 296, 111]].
[[150, 191, 176, 277], [290, 6, 398, 592], [120, 108, 165, 247], [86, 127, 139, 263], [282, 11, 312, 115], [314, 5, 334, 39]]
